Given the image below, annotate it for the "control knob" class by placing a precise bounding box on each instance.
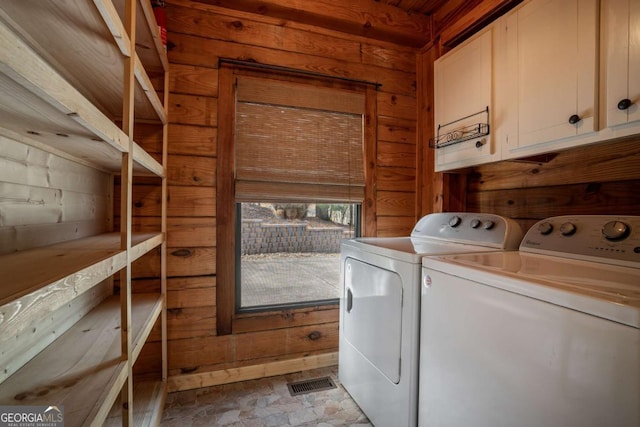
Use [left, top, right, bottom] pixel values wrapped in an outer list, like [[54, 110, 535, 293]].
[[449, 216, 462, 227], [470, 219, 481, 229], [483, 220, 495, 230], [559, 222, 577, 236], [602, 221, 630, 241], [537, 221, 554, 235]]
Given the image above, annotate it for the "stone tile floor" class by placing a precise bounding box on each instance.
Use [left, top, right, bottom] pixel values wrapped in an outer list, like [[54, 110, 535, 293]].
[[161, 366, 372, 426]]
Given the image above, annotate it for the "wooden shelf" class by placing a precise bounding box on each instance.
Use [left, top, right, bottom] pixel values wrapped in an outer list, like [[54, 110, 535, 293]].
[[105, 380, 168, 427], [0, 0, 166, 123], [0, 1, 166, 176], [133, 380, 168, 426], [0, 293, 163, 427], [0, 1, 168, 424], [113, 0, 169, 74], [0, 232, 162, 308]]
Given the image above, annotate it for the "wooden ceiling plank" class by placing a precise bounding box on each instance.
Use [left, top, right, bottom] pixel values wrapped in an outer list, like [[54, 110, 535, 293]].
[[438, 0, 523, 47], [192, 0, 432, 47], [384, 0, 447, 15]]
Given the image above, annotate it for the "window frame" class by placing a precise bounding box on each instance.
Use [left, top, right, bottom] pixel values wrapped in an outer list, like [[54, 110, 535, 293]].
[[216, 61, 377, 335]]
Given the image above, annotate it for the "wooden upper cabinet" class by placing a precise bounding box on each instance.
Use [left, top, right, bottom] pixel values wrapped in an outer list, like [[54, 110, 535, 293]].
[[602, 0, 640, 129], [433, 28, 498, 171], [430, 0, 640, 172], [503, 0, 598, 158]]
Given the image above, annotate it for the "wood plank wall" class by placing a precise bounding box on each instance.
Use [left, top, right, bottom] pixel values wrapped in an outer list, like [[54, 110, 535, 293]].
[[132, 0, 419, 385], [465, 136, 640, 232], [0, 135, 111, 254], [0, 136, 114, 384]]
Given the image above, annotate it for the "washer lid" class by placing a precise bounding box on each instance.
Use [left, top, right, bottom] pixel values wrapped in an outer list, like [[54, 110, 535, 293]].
[[424, 252, 640, 328]]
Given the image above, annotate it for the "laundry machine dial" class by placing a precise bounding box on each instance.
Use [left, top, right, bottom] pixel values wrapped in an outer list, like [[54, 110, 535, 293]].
[[449, 216, 462, 227], [559, 222, 577, 236], [483, 220, 495, 230], [537, 222, 554, 235], [602, 221, 630, 241]]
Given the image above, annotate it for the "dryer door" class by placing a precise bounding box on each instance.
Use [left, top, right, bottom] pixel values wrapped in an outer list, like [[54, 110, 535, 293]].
[[343, 257, 403, 383]]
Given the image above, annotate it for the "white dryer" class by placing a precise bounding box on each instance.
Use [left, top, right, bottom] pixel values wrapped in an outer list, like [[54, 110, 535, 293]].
[[339, 212, 523, 427], [419, 215, 640, 427]]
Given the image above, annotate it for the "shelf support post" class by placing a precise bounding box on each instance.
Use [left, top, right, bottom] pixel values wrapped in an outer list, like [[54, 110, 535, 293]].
[[120, 0, 136, 425]]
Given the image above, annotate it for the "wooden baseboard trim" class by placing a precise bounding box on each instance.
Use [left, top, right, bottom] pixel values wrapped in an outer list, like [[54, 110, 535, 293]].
[[167, 352, 339, 392]]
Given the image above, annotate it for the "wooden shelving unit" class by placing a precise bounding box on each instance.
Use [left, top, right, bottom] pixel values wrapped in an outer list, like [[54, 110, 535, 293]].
[[0, 295, 163, 425], [0, 0, 168, 425]]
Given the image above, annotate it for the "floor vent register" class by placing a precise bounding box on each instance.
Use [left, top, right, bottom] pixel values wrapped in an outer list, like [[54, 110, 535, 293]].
[[287, 376, 337, 396]]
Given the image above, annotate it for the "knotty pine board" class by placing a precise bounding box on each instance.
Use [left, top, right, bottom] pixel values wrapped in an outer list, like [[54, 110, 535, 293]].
[[232, 306, 339, 334], [104, 379, 167, 427], [167, 154, 217, 186], [377, 190, 415, 217], [166, 306, 217, 341], [115, 185, 216, 218], [0, 136, 112, 195], [377, 91, 417, 120], [169, 93, 218, 127], [0, 280, 112, 385], [466, 136, 640, 230], [0, 232, 162, 307], [167, 31, 417, 97], [127, 216, 216, 248], [133, 122, 219, 158], [169, 63, 219, 97], [123, 216, 216, 248], [166, 124, 218, 157], [172, 0, 430, 47], [132, 246, 216, 278], [377, 140, 418, 169], [0, 0, 164, 122], [167, 1, 360, 59], [0, 294, 162, 426], [376, 216, 415, 237], [169, 312, 339, 368], [0, 220, 108, 255], [378, 116, 417, 145], [376, 166, 417, 192], [167, 347, 338, 379], [167, 352, 338, 392], [0, 182, 108, 226], [111, 0, 168, 73], [468, 136, 640, 191]]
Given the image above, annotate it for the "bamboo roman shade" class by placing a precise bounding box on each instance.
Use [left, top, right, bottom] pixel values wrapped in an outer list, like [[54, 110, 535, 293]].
[[235, 76, 366, 202]]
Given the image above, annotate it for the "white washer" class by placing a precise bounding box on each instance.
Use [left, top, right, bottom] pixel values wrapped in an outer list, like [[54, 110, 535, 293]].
[[419, 215, 640, 427], [339, 212, 523, 427]]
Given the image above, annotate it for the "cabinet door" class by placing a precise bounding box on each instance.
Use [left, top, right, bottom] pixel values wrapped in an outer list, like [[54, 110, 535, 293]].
[[603, 0, 640, 128], [505, 0, 598, 157], [433, 28, 498, 171]]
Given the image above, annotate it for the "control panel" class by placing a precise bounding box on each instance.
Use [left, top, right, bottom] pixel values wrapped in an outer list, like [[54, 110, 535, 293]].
[[521, 215, 640, 265], [411, 212, 523, 249]]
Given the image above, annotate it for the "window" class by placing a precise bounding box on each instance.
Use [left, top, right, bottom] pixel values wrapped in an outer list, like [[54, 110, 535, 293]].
[[216, 63, 375, 333], [234, 73, 366, 312], [236, 202, 359, 311]]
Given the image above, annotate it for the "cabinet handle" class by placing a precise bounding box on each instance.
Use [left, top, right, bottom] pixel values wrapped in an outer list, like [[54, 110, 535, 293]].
[[568, 114, 581, 125], [475, 139, 486, 148], [617, 98, 632, 110]]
